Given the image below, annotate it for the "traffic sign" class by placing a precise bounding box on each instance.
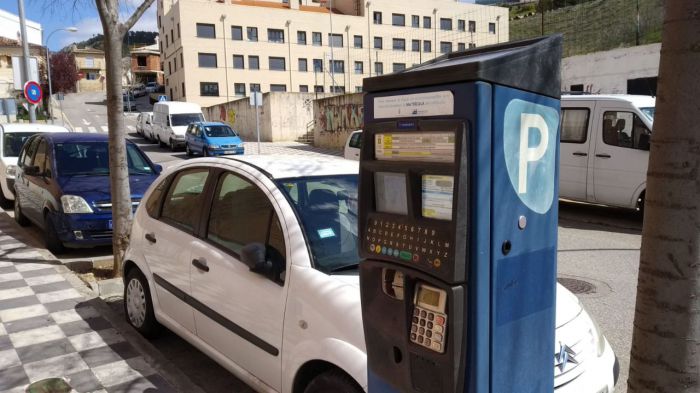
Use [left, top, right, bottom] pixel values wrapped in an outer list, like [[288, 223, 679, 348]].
[[158, 95, 168, 102], [23, 81, 42, 105]]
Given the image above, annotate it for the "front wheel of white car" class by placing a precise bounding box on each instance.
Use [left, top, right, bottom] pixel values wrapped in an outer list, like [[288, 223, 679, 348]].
[[124, 268, 162, 338], [304, 369, 363, 393]]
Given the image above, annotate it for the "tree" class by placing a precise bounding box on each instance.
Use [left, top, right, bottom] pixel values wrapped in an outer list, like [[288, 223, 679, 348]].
[[627, 1, 700, 392], [49, 52, 79, 93]]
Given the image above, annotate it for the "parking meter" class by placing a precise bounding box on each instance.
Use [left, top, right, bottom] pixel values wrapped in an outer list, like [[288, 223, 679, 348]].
[[359, 35, 562, 393]]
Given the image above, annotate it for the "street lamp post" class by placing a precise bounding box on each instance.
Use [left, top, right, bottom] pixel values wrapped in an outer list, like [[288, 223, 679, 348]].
[[45, 27, 78, 124]]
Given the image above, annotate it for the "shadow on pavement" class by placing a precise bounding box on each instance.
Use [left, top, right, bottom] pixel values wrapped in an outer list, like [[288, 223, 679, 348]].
[[558, 201, 642, 235]]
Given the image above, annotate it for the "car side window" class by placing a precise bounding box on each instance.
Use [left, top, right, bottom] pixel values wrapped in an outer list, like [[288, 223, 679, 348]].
[[560, 108, 589, 143], [160, 169, 210, 233], [602, 111, 651, 150], [145, 175, 172, 218], [21, 137, 40, 167], [349, 132, 362, 148], [32, 140, 50, 176], [206, 172, 286, 277]]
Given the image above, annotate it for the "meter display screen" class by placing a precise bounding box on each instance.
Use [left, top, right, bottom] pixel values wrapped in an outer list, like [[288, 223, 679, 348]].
[[375, 172, 408, 215], [375, 132, 455, 163], [422, 175, 454, 221], [418, 286, 441, 308]]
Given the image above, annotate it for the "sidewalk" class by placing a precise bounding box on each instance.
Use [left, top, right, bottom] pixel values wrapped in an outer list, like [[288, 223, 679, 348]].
[[0, 215, 175, 393]]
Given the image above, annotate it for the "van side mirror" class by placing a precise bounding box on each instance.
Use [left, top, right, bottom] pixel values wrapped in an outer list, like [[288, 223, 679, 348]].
[[24, 166, 40, 176], [240, 242, 285, 285], [638, 133, 650, 151], [153, 164, 163, 174]]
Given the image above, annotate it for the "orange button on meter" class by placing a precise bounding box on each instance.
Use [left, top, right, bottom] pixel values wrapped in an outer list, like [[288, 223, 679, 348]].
[[433, 258, 442, 267], [435, 315, 445, 326]]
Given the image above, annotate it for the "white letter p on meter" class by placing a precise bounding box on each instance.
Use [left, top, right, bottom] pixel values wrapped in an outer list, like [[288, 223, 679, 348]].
[[518, 113, 549, 194]]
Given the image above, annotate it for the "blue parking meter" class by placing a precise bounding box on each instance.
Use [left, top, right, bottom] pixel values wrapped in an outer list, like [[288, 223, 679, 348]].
[[358, 35, 562, 393]]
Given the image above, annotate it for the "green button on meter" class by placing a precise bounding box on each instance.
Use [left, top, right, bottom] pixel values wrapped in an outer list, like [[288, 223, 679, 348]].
[[399, 251, 412, 261]]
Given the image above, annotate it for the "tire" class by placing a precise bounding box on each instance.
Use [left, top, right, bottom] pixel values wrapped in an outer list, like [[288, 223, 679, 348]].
[[304, 369, 363, 393], [202, 148, 209, 157], [169, 138, 177, 152], [124, 268, 162, 338], [14, 196, 29, 227], [158, 135, 166, 148], [637, 191, 646, 219], [44, 213, 65, 254], [185, 144, 193, 157], [0, 188, 12, 210]]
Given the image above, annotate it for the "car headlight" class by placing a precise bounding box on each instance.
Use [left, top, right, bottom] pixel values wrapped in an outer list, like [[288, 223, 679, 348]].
[[208, 144, 220, 149], [588, 312, 606, 357], [5, 165, 18, 179], [61, 195, 94, 214]]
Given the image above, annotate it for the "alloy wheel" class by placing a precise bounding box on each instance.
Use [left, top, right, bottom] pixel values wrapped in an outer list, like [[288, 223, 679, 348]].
[[126, 278, 147, 328]]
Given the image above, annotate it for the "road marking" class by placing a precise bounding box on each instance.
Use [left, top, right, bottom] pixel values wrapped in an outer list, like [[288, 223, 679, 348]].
[[82, 118, 91, 126], [88, 126, 97, 133], [127, 126, 135, 131], [74, 127, 83, 133], [101, 126, 108, 133]]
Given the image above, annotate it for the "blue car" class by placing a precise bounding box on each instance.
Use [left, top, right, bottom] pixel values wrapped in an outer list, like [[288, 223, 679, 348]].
[[185, 121, 244, 157], [13, 133, 161, 253]]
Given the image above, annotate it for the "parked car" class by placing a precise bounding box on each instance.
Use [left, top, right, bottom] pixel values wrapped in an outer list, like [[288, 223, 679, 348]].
[[149, 85, 167, 104], [145, 82, 159, 93], [185, 122, 244, 157], [122, 155, 618, 393], [136, 112, 153, 137], [344, 130, 362, 160], [0, 123, 70, 207], [123, 91, 136, 112], [559, 94, 654, 213], [14, 133, 161, 253], [152, 101, 205, 150], [132, 84, 147, 97]]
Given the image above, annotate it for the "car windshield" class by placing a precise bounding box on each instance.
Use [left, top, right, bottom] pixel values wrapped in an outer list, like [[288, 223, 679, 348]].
[[204, 125, 238, 137], [277, 175, 359, 274], [640, 107, 655, 121], [55, 142, 155, 176], [171, 113, 204, 126], [3, 132, 36, 157]]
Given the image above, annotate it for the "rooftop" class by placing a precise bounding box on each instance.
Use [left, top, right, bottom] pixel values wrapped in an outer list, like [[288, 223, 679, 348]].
[[222, 154, 358, 179]]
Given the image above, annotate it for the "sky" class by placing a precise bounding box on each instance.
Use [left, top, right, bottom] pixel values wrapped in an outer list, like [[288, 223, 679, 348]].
[[0, 0, 158, 50]]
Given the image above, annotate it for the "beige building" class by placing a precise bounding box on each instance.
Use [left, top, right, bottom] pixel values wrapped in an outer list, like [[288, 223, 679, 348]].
[[158, 0, 508, 107], [68, 46, 106, 92]]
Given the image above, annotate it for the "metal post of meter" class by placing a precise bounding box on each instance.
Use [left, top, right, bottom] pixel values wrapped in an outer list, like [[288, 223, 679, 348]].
[[17, 0, 35, 123], [254, 93, 261, 154]]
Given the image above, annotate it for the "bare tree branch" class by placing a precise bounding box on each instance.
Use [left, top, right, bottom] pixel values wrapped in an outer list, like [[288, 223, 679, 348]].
[[121, 0, 156, 33]]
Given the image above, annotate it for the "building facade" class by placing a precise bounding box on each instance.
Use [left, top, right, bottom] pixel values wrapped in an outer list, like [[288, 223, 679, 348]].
[[0, 9, 44, 99], [158, 0, 508, 106], [131, 40, 164, 85], [68, 46, 107, 92]]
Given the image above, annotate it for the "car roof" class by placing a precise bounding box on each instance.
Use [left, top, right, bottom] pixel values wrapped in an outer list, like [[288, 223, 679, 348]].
[[562, 94, 656, 107], [154, 101, 201, 110], [0, 124, 71, 133], [39, 132, 127, 143], [219, 154, 358, 179], [193, 121, 228, 127]]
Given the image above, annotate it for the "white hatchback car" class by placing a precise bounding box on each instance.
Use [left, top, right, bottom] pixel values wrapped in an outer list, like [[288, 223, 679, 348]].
[[344, 130, 362, 160], [123, 155, 618, 393], [0, 123, 70, 207]]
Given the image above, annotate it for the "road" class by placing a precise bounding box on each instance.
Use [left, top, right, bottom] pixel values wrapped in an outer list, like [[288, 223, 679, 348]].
[[39, 92, 640, 392]]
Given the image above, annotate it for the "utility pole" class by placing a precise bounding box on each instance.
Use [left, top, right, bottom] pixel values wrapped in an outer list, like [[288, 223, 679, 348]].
[[636, 0, 641, 45], [366, 1, 371, 77], [17, 0, 35, 122], [328, 0, 336, 92], [221, 14, 230, 103]]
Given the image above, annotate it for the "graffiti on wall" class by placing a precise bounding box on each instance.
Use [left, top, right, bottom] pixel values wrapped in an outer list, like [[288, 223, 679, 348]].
[[318, 104, 364, 133], [219, 106, 236, 125]]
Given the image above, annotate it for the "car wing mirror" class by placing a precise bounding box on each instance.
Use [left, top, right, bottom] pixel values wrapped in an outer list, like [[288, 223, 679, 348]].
[[241, 243, 285, 285], [241, 243, 266, 272], [153, 164, 163, 174], [24, 165, 40, 176]]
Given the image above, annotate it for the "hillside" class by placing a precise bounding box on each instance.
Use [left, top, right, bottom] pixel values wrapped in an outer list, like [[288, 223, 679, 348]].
[[63, 31, 159, 56]]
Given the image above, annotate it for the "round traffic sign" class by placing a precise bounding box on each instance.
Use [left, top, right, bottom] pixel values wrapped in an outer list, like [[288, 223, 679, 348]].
[[24, 81, 43, 105]]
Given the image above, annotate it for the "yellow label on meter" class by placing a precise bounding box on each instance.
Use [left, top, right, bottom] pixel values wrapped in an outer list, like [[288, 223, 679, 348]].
[[375, 132, 455, 163]]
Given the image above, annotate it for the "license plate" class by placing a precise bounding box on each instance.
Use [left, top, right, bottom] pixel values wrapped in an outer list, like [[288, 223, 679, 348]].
[[224, 150, 235, 154], [108, 220, 112, 230]]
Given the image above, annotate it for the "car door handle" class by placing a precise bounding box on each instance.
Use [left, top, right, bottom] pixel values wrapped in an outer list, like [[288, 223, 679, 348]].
[[192, 258, 209, 272], [596, 153, 611, 158], [144, 232, 157, 243], [572, 152, 588, 156]]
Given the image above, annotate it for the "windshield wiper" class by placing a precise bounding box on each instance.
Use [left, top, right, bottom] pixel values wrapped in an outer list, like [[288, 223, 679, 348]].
[[329, 263, 360, 273]]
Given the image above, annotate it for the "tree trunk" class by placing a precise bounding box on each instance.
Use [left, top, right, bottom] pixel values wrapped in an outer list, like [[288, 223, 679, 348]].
[[627, 1, 700, 392]]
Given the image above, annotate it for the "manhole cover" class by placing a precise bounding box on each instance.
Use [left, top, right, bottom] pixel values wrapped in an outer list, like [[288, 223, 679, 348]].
[[558, 277, 597, 295], [25, 378, 72, 393]]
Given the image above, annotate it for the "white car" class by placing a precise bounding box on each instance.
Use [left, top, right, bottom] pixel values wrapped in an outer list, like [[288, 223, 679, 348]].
[[344, 130, 362, 160], [136, 112, 153, 138], [0, 123, 70, 207], [122, 155, 618, 393]]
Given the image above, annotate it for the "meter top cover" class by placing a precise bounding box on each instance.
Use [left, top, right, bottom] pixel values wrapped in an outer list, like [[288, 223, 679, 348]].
[[363, 35, 562, 99]]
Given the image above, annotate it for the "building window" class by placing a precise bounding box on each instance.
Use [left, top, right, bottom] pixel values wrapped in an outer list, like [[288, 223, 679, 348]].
[[269, 57, 286, 71], [440, 18, 452, 31], [298, 58, 308, 72], [299, 85, 309, 92], [411, 40, 420, 52], [469, 42, 476, 49], [234, 83, 246, 96], [392, 63, 406, 73], [329, 60, 344, 74], [353, 35, 363, 48], [137, 56, 147, 67], [270, 84, 287, 92], [231, 26, 243, 40], [247, 27, 258, 41], [458, 43, 466, 51], [312, 32, 322, 46], [233, 55, 244, 69], [373, 12, 382, 25], [329, 33, 343, 48], [177, 23, 181, 38], [249, 55, 260, 70], [196, 23, 216, 38], [392, 13, 405, 26], [458, 20, 466, 32], [354, 61, 363, 75], [374, 36, 383, 49], [200, 82, 219, 96], [86, 72, 99, 80], [469, 20, 476, 33], [440, 41, 452, 54], [423, 16, 431, 29], [165, 35, 169, 48], [374, 62, 383, 75], [198, 53, 217, 68], [314, 85, 324, 93], [355, 86, 362, 93], [268, 29, 285, 43], [174, 56, 177, 71], [423, 40, 431, 53], [331, 86, 345, 93], [392, 38, 405, 51], [489, 22, 496, 34], [180, 52, 184, 67], [182, 82, 185, 97], [411, 15, 419, 28], [250, 83, 261, 92], [168, 61, 171, 74], [313, 59, 323, 72], [170, 29, 174, 43], [297, 31, 307, 45]]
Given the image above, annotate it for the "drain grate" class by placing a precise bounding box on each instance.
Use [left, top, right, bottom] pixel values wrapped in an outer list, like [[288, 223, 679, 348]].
[[558, 277, 597, 295]]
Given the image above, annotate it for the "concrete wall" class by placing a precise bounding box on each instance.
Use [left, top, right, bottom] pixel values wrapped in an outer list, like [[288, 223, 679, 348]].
[[561, 43, 660, 94], [313, 93, 364, 150]]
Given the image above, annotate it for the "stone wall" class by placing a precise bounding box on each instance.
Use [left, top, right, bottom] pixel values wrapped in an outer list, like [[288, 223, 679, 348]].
[[313, 93, 364, 150]]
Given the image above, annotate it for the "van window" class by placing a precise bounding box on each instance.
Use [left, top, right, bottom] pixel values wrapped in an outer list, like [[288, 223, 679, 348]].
[[602, 111, 651, 151], [171, 113, 205, 127], [560, 109, 589, 143], [349, 131, 362, 148]]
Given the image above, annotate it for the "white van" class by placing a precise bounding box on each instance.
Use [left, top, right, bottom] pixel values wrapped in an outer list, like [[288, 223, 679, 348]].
[[559, 94, 655, 212], [152, 102, 205, 150]]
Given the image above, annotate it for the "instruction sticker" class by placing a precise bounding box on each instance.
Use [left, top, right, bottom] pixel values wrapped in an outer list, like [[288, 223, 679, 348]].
[[375, 132, 455, 163], [374, 91, 454, 118], [422, 175, 454, 221], [317, 228, 336, 239]]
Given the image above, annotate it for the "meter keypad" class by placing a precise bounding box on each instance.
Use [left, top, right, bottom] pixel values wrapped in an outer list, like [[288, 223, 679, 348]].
[[365, 219, 451, 270], [411, 306, 447, 353]]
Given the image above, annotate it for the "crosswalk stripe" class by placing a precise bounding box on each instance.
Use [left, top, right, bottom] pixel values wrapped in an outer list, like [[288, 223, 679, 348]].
[[74, 127, 83, 133], [127, 125, 135, 131], [88, 126, 97, 133], [101, 126, 108, 133]]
